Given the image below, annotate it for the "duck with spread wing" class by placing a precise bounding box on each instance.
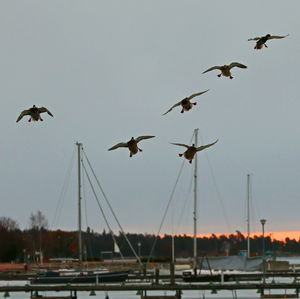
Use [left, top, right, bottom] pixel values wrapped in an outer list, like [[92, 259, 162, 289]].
[[108, 136, 155, 157], [16, 105, 53, 122], [163, 90, 209, 116], [248, 34, 289, 50], [171, 139, 218, 164], [202, 62, 247, 79]]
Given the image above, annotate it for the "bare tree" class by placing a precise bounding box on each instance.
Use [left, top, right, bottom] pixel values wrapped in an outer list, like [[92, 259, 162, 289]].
[[0, 217, 19, 231], [29, 211, 48, 263], [29, 210, 48, 231]]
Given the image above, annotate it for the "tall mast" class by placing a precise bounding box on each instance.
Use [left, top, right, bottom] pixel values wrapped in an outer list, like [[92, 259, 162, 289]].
[[247, 174, 250, 258], [171, 235, 175, 263], [193, 128, 199, 271], [76, 142, 83, 265]]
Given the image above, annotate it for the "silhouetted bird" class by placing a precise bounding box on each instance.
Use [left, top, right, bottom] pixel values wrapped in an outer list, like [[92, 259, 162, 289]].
[[203, 63, 247, 79], [16, 105, 53, 122], [248, 34, 289, 50], [171, 139, 218, 164], [163, 90, 209, 115], [108, 136, 155, 157]]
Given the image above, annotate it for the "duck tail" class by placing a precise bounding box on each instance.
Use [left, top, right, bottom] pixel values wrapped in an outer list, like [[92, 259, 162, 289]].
[[254, 43, 263, 50]]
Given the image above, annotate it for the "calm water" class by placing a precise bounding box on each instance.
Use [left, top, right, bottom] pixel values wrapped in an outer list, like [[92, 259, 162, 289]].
[[1, 256, 299, 299]]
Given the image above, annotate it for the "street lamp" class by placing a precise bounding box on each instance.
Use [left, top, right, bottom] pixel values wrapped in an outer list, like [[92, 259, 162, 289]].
[[260, 219, 267, 284], [137, 242, 141, 258]]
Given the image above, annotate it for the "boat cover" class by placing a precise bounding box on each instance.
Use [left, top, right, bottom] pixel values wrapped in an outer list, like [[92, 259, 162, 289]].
[[198, 255, 262, 271]]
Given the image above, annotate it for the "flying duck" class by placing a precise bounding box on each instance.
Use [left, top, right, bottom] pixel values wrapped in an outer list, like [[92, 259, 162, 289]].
[[108, 136, 155, 157], [16, 105, 54, 122], [163, 90, 209, 115], [202, 62, 247, 79], [171, 139, 218, 164], [248, 34, 289, 50]]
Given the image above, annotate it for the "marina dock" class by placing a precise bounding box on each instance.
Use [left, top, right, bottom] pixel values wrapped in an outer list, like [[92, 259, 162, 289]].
[[3, 270, 300, 282], [1, 282, 300, 292], [1, 281, 300, 298]]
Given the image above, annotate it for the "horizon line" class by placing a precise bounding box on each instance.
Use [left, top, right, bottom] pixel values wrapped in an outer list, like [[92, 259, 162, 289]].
[[168, 231, 300, 242]]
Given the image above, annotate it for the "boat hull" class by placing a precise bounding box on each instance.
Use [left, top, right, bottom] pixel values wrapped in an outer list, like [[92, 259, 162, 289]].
[[30, 271, 129, 284]]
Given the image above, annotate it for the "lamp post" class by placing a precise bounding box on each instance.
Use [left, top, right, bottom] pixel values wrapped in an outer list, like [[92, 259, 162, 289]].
[[260, 219, 267, 284], [137, 242, 141, 258]]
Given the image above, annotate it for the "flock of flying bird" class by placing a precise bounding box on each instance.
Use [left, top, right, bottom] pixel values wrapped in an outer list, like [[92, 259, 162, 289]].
[[16, 34, 288, 164]]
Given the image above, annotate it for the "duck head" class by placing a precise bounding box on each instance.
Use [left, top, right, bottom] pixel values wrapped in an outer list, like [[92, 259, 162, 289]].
[[181, 99, 189, 105], [30, 105, 38, 112]]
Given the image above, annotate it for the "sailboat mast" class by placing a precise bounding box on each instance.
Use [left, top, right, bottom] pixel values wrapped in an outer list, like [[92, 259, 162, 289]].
[[76, 142, 83, 265], [247, 174, 250, 258], [171, 235, 175, 263], [193, 128, 199, 271]]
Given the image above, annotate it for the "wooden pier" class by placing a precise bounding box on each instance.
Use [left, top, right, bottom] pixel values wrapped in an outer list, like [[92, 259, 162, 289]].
[[31, 296, 76, 299], [1, 282, 300, 293], [4, 271, 300, 281], [261, 295, 298, 299], [2, 271, 300, 298]]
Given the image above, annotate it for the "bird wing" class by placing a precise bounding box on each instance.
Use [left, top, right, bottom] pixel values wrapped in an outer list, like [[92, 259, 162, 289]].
[[188, 89, 209, 100], [135, 135, 155, 143], [108, 142, 128, 151], [162, 102, 181, 115], [248, 36, 261, 41], [229, 62, 247, 69], [268, 34, 289, 40], [196, 139, 218, 152], [38, 107, 54, 117], [170, 143, 189, 148], [202, 66, 222, 74], [16, 109, 31, 122]]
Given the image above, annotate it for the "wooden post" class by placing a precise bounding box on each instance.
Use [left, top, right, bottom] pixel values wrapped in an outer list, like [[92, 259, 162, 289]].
[[176, 289, 182, 299], [155, 267, 160, 285], [221, 271, 224, 284], [170, 262, 175, 285]]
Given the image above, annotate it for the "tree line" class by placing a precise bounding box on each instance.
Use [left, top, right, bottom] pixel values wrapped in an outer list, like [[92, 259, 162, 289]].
[[0, 215, 300, 262]]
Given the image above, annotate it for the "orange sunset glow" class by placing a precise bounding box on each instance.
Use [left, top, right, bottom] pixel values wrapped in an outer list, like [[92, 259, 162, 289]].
[[173, 231, 300, 242]]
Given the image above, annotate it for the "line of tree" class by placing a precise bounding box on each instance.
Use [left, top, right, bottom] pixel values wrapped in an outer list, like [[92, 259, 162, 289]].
[[0, 215, 300, 262]]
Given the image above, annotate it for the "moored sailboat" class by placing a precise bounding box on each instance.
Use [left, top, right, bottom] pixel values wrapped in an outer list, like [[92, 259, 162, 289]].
[[30, 269, 130, 284], [30, 143, 129, 285], [181, 129, 220, 282], [182, 170, 262, 282]]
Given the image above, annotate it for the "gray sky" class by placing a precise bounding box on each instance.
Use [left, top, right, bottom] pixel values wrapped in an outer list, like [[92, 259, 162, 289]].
[[1, 0, 299, 236]]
